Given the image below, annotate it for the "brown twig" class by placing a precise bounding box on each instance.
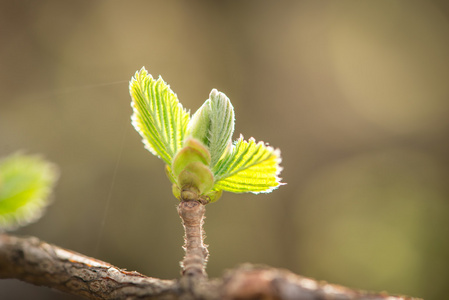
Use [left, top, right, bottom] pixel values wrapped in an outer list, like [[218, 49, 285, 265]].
[[0, 234, 422, 300], [177, 200, 208, 278], [0, 234, 177, 299]]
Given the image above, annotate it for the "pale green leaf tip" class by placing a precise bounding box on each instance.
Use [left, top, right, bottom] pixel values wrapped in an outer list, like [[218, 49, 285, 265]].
[[0, 153, 59, 232], [208, 89, 235, 167], [186, 88, 235, 169], [187, 101, 212, 147]]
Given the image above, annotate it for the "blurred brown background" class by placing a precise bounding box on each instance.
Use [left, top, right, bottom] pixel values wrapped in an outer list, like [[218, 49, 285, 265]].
[[1, 1, 449, 299]]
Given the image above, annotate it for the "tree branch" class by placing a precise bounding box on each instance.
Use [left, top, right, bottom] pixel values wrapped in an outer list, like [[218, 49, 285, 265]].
[[0, 234, 177, 299], [0, 234, 421, 300]]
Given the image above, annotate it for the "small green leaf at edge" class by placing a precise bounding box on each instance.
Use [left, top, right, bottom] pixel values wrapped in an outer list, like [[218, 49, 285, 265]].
[[0, 153, 59, 232], [212, 135, 283, 194], [130, 67, 190, 165]]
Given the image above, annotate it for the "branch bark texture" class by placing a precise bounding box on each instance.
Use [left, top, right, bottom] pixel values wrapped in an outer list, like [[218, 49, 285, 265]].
[[0, 234, 421, 300], [0, 234, 177, 299]]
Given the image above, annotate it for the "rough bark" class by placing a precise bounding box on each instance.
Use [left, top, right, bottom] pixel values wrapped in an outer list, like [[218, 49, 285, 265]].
[[0, 234, 178, 299], [0, 234, 420, 300]]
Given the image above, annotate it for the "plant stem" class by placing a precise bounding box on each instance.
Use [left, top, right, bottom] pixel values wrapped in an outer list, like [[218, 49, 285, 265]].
[[177, 200, 208, 278]]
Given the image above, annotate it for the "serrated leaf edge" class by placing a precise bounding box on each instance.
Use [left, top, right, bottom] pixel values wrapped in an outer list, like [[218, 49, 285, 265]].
[[212, 135, 284, 194], [130, 67, 190, 165]]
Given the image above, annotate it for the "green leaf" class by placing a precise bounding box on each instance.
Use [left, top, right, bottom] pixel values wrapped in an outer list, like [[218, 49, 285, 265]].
[[130, 68, 190, 165], [212, 136, 283, 193], [187, 89, 234, 167], [186, 100, 211, 148], [0, 153, 59, 231], [208, 89, 235, 167]]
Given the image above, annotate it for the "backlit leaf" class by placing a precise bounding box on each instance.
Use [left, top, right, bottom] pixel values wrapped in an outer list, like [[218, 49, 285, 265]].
[[187, 89, 234, 168], [212, 136, 283, 193], [0, 153, 58, 231], [130, 68, 190, 165], [208, 89, 235, 167]]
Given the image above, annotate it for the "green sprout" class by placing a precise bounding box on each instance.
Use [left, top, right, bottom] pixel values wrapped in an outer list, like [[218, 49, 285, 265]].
[[129, 68, 283, 203], [0, 153, 58, 231]]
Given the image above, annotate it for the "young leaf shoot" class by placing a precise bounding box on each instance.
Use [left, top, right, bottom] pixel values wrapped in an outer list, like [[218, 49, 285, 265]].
[[130, 67, 283, 203], [0, 153, 59, 231]]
